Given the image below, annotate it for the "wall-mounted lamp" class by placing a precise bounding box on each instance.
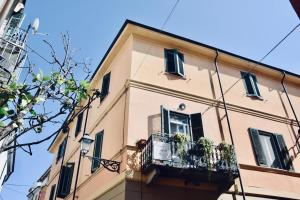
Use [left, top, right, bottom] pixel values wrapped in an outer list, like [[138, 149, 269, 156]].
[[178, 103, 186, 111]]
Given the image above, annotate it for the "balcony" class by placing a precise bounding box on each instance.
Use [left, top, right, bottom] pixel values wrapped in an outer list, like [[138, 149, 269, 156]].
[[141, 134, 238, 190]]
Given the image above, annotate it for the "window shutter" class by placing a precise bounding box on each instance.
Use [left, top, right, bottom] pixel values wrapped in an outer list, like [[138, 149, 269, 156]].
[[3, 147, 15, 182], [56, 142, 62, 162], [274, 134, 294, 171], [249, 128, 267, 166], [91, 131, 104, 172], [165, 49, 176, 73], [100, 72, 111, 101], [57, 163, 74, 198], [48, 184, 56, 200], [75, 112, 84, 137], [177, 51, 184, 76], [190, 113, 204, 142], [56, 138, 67, 162], [241, 72, 254, 95], [57, 166, 66, 198], [160, 106, 170, 134], [251, 74, 261, 97]]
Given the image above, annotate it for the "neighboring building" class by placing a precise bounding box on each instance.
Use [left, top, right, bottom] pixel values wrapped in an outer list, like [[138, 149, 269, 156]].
[[0, 0, 27, 83], [44, 20, 300, 200], [0, 0, 27, 191], [27, 167, 51, 200]]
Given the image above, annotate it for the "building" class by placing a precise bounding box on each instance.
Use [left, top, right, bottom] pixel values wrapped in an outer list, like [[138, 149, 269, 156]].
[[27, 167, 51, 200], [44, 20, 300, 200], [0, 0, 27, 83], [0, 0, 27, 190]]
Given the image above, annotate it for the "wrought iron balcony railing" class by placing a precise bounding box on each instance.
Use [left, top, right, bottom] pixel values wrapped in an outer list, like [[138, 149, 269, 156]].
[[141, 134, 238, 186]]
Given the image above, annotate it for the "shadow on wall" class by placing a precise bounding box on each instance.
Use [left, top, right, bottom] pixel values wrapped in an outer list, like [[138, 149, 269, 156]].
[[148, 114, 161, 137]]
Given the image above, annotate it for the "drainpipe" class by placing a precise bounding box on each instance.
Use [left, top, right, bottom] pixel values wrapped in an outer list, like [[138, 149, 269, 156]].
[[214, 50, 246, 200], [281, 72, 300, 139]]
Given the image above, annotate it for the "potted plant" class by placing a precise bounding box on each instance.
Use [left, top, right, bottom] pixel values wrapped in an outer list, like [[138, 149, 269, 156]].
[[172, 133, 188, 164], [216, 141, 237, 174], [196, 137, 214, 170]]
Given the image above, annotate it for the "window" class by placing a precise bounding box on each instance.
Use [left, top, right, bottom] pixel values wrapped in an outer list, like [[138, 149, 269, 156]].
[[164, 49, 184, 77], [57, 163, 74, 198], [100, 72, 111, 101], [161, 106, 203, 142], [48, 184, 56, 200], [241, 72, 261, 97], [91, 131, 104, 172], [75, 112, 84, 137], [3, 138, 16, 182], [56, 138, 67, 162], [249, 128, 293, 170]]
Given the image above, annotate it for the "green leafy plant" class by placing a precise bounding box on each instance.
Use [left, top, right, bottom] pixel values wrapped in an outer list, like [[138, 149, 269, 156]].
[[172, 133, 188, 162], [172, 132, 188, 144], [218, 141, 234, 168], [197, 137, 214, 170]]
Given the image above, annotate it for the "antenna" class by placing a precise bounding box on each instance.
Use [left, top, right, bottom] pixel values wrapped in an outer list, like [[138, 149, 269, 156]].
[[31, 18, 39, 34]]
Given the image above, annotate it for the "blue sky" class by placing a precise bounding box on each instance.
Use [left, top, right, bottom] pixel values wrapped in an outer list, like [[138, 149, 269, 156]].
[[1, 0, 300, 199]]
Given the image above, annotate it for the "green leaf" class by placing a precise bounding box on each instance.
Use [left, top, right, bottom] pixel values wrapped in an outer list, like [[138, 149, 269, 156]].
[[0, 106, 9, 116], [43, 76, 51, 81], [0, 121, 6, 127], [29, 109, 37, 116]]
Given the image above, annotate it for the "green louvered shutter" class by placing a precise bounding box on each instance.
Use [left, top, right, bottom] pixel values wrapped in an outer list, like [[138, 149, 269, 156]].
[[165, 49, 176, 73], [249, 128, 267, 166], [177, 51, 184, 76], [91, 131, 104, 172], [251, 74, 261, 97], [190, 113, 204, 142], [57, 163, 74, 198], [100, 72, 111, 101], [160, 106, 170, 135], [75, 112, 84, 137], [274, 134, 294, 171], [241, 72, 254, 95]]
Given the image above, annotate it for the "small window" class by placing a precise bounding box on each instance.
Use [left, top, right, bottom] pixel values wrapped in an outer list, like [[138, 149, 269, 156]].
[[241, 72, 261, 97], [249, 128, 293, 170], [75, 112, 84, 137], [57, 163, 74, 198], [164, 49, 184, 77], [56, 138, 67, 162], [100, 72, 111, 101], [91, 131, 104, 172], [48, 184, 56, 200], [160, 106, 203, 142]]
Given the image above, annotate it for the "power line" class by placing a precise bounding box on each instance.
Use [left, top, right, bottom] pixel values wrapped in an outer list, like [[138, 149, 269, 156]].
[[5, 183, 31, 187], [132, 0, 180, 79], [161, 0, 180, 29], [258, 23, 300, 64]]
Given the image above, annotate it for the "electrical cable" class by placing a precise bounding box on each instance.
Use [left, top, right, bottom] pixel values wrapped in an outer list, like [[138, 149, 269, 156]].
[[202, 23, 300, 116], [132, 0, 180, 79]]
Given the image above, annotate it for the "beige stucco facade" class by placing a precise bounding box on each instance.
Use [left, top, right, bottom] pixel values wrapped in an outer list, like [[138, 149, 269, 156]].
[[44, 21, 300, 200]]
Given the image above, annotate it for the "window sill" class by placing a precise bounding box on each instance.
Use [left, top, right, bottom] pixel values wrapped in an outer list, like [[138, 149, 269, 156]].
[[240, 164, 299, 177], [163, 72, 187, 80], [246, 94, 264, 101]]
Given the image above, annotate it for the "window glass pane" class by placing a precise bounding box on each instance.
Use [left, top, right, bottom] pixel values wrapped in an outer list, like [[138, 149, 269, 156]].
[[259, 134, 281, 168], [169, 112, 190, 137]]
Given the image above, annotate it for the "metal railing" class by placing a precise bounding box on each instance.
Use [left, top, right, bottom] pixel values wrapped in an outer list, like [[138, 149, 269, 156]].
[[141, 134, 238, 175]]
